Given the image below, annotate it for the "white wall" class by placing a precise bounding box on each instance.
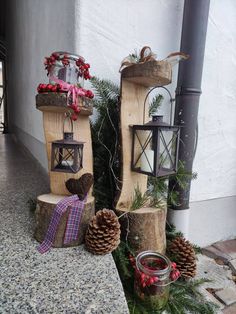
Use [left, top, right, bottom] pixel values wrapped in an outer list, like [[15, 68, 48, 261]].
[[7, 0, 78, 165], [75, 0, 184, 115], [190, 0, 236, 202]]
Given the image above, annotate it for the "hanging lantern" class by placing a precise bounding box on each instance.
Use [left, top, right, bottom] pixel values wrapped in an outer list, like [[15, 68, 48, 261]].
[[51, 116, 84, 173], [130, 87, 180, 177]]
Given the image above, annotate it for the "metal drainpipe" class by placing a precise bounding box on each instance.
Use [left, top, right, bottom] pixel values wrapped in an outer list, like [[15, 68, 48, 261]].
[[168, 0, 210, 237]]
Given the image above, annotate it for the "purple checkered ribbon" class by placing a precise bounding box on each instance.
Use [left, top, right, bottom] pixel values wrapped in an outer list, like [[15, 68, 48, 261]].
[[37, 195, 86, 254], [64, 195, 87, 245]]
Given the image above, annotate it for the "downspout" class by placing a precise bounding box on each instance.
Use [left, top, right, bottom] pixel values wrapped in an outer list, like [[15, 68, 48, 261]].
[[168, 0, 210, 236]]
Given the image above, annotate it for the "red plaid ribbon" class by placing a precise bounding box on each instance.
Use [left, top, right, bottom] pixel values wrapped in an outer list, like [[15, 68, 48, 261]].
[[38, 195, 86, 254]]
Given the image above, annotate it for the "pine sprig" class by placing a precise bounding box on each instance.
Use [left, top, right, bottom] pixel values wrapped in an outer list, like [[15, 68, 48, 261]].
[[166, 279, 218, 314], [90, 77, 119, 103], [130, 186, 149, 211], [149, 94, 164, 116]]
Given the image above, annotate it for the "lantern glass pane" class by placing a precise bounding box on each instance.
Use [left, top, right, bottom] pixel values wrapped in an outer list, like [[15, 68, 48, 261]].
[[51, 143, 83, 173], [159, 129, 178, 171], [133, 129, 154, 173]]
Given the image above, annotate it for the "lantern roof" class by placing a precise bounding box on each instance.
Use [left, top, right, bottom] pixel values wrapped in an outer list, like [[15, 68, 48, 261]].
[[131, 115, 180, 130], [52, 139, 85, 145]]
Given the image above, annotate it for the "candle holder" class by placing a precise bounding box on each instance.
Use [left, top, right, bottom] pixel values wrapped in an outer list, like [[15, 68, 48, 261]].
[[130, 87, 180, 177], [134, 251, 178, 312], [51, 115, 84, 173]]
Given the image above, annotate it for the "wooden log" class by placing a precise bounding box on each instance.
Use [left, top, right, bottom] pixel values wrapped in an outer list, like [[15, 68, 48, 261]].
[[34, 193, 95, 248], [116, 206, 167, 255], [121, 61, 172, 87], [116, 80, 149, 209], [36, 93, 93, 116]]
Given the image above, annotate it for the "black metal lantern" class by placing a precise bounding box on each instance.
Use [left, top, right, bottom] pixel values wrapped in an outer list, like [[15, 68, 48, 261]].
[[51, 116, 84, 173], [131, 87, 180, 177]]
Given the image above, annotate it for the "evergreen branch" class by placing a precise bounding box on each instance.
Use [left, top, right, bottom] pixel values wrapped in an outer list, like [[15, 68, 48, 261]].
[[192, 244, 202, 254], [90, 77, 119, 103], [130, 186, 149, 211], [149, 94, 164, 116]]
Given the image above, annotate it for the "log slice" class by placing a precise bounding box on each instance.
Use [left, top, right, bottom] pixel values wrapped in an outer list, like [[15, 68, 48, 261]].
[[121, 61, 172, 87], [116, 206, 167, 255], [34, 193, 95, 248]]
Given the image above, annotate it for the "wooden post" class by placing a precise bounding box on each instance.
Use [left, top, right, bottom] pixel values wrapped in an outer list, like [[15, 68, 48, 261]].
[[35, 93, 94, 247], [116, 61, 172, 254]]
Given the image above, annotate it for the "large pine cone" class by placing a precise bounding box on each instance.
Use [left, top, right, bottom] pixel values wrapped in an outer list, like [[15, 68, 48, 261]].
[[169, 237, 197, 279], [85, 209, 120, 255]]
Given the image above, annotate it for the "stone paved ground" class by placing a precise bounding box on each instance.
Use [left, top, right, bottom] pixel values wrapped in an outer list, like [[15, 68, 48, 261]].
[[197, 239, 236, 313]]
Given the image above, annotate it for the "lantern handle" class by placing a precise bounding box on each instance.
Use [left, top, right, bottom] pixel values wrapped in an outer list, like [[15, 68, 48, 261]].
[[63, 114, 74, 134], [143, 86, 175, 125]]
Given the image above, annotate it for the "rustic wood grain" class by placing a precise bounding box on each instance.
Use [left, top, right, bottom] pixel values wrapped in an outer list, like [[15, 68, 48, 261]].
[[36, 93, 93, 115], [121, 60, 172, 87], [116, 80, 149, 209], [116, 206, 167, 254], [42, 110, 93, 195]]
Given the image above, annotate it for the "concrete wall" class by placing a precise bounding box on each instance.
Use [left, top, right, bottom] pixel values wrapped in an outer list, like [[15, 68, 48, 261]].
[[6, 0, 78, 166], [6, 0, 236, 245]]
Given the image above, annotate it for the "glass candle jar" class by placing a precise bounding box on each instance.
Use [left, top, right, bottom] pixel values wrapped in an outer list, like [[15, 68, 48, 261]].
[[134, 251, 172, 312], [48, 51, 85, 86]]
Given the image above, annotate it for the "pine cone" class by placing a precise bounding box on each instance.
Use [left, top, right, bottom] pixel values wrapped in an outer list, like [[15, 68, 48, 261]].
[[169, 237, 196, 279], [85, 209, 121, 255]]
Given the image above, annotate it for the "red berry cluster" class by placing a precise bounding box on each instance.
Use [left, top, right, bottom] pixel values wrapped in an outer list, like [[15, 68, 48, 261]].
[[44, 52, 61, 76], [138, 270, 159, 288], [61, 53, 69, 66], [85, 89, 94, 98], [170, 262, 181, 281], [37, 83, 62, 93], [75, 57, 92, 80], [68, 104, 81, 121]]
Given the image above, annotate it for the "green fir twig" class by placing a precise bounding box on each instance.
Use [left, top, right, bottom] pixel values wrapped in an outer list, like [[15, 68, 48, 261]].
[[149, 94, 164, 116], [130, 186, 149, 211]]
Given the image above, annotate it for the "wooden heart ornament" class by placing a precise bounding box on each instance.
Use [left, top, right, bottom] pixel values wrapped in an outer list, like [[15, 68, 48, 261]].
[[65, 173, 94, 200]]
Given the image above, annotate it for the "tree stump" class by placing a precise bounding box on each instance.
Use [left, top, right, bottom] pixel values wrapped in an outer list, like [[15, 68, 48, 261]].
[[116, 207, 167, 255], [34, 193, 95, 248]]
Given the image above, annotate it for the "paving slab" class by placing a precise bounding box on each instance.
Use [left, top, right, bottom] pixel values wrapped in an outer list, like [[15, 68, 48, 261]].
[[223, 303, 236, 314], [215, 287, 236, 306], [198, 287, 224, 310], [202, 246, 232, 263], [213, 240, 236, 259], [229, 259, 236, 275], [195, 255, 235, 290]]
